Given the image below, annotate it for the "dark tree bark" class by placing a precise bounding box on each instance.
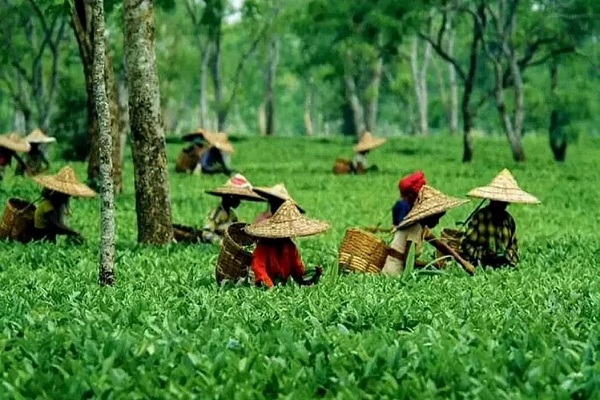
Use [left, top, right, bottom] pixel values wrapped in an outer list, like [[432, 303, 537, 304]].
[[264, 37, 279, 136], [124, 0, 174, 245], [91, 0, 116, 287], [549, 61, 567, 161], [71, 0, 123, 193]]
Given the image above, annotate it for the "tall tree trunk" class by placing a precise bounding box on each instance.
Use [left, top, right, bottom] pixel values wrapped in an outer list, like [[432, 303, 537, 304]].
[[199, 42, 211, 129], [508, 48, 525, 162], [410, 36, 432, 136], [264, 37, 279, 136], [124, 0, 173, 245], [448, 27, 459, 136], [71, 0, 123, 192], [117, 70, 129, 166], [548, 61, 566, 161], [91, 0, 115, 287], [210, 33, 226, 131], [365, 56, 383, 133], [342, 55, 366, 136], [303, 77, 315, 136]]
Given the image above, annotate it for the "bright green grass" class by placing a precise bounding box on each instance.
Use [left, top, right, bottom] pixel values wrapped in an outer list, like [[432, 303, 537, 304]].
[[1, 135, 600, 399]]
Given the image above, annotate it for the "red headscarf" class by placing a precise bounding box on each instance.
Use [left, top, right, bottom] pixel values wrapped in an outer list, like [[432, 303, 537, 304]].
[[399, 171, 426, 196]]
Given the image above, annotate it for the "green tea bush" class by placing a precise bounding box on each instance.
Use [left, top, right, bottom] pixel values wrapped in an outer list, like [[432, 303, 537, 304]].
[[1, 136, 599, 399]]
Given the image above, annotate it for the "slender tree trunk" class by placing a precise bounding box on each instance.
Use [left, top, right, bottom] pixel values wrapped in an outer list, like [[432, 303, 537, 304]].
[[210, 33, 226, 131], [303, 77, 314, 136], [365, 56, 383, 133], [91, 0, 115, 286], [124, 0, 173, 244], [258, 102, 266, 135], [72, 0, 123, 192], [448, 28, 459, 136], [343, 56, 366, 136], [199, 41, 211, 129], [264, 37, 279, 136], [410, 36, 432, 136], [549, 61, 566, 161], [117, 70, 129, 165]]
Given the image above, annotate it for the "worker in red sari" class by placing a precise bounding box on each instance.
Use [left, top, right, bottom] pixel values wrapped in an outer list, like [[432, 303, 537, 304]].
[[244, 199, 330, 288]]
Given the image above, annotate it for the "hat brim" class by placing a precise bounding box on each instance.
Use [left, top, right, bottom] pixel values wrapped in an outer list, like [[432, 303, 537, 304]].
[[0, 137, 30, 152], [353, 137, 386, 153], [27, 137, 56, 144], [467, 187, 540, 204], [244, 217, 330, 239], [397, 198, 469, 229], [206, 187, 266, 202], [182, 132, 205, 142], [33, 175, 96, 198], [252, 188, 305, 213]]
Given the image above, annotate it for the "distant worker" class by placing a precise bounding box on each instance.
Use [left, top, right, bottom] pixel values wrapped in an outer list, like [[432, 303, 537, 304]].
[[252, 183, 304, 223], [333, 131, 386, 175], [0, 133, 30, 182], [15, 129, 56, 176]]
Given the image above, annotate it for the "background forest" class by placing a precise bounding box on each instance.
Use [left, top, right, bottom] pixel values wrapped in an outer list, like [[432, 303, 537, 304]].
[[0, 0, 598, 166]]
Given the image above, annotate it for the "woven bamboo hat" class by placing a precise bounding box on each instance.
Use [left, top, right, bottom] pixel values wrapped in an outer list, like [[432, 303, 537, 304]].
[[468, 169, 540, 204], [25, 129, 56, 144], [397, 185, 468, 229], [182, 128, 206, 142], [353, 131, 386, 153], [0, 132, 30, 152], [252, 183, 304, 213], [204, 131, 234, 154], [244, 199, 329, 239], [32, 166, 96, 198], [206, 173, 265, 202]]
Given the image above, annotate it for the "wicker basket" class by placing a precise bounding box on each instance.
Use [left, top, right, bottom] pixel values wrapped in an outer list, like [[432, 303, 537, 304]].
[[173, 223, 204, 243], [435, 228, 464, 267], [216, 223, 256, 285], [175, 146, 204, 173], [338, 228, 390, 274], [332, 158, 352, 175], [0, 198, 36, 242]]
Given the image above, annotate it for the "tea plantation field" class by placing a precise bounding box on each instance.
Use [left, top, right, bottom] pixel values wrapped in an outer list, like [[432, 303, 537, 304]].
[[1, 135, 599, 399]]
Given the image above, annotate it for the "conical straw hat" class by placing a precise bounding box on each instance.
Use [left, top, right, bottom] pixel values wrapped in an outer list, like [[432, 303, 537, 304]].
[[204, 131, 234, 154], [182, 128, 206, 142], [468, 169, 540, 204], [0, 132, 31, 152], [244, 199, 329, 239], [32, 166, 96, 198], [206, 173, 265, 202], [397, 185, 468, 229], [353, 131, 386, 153], [252, 183, 304, 213], [25, 129, 56, 144]]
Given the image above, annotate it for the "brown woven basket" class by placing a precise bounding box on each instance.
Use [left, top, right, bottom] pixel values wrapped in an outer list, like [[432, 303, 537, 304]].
[[216, 222, 257, 285], [338, 228, 390, 274], [333, 158, 352, 175], [0, 198, 36, 242], [175, 146, 204, 173], [435, 228, 464, 267], [173, 223, 203, 243]]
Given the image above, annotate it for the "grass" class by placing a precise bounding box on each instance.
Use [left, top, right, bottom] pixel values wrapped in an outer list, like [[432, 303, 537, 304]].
[[1, 135, 600, 399]]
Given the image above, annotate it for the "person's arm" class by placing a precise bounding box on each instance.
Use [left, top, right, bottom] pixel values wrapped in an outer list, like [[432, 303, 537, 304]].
[[392, 201, 410, 226], [290, 245, 322, 286], [251, 244, 274, 288], [13, 154, 29, 173], [44, 210, 82, 237]]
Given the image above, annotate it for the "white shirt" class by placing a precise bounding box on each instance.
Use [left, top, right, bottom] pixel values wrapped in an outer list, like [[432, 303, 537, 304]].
[[351, 153, 368, 170], [381, 223, 424, 276]]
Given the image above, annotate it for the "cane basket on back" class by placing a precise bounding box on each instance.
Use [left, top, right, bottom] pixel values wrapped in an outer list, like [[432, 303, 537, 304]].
[[0, 198, 36, 243], [338, 228, 391, 274], [216, 223, 256, 285]]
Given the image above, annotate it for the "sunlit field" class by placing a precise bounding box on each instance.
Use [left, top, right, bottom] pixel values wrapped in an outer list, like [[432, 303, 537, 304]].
[[1, 135, 600, 398]]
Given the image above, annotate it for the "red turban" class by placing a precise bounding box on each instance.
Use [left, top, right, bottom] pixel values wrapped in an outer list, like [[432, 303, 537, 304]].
[[399, 171, 426, 196]]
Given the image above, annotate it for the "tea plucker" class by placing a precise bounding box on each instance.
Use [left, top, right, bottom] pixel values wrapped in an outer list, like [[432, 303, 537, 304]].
[[460, 169, 540, 268], [245, 200, 329, 288], [30, 166, 96, 243]]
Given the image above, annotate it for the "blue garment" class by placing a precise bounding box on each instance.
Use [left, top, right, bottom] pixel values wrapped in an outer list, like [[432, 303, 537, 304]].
[[200, 148, 226, 173], [392, 199, 411, 226]]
